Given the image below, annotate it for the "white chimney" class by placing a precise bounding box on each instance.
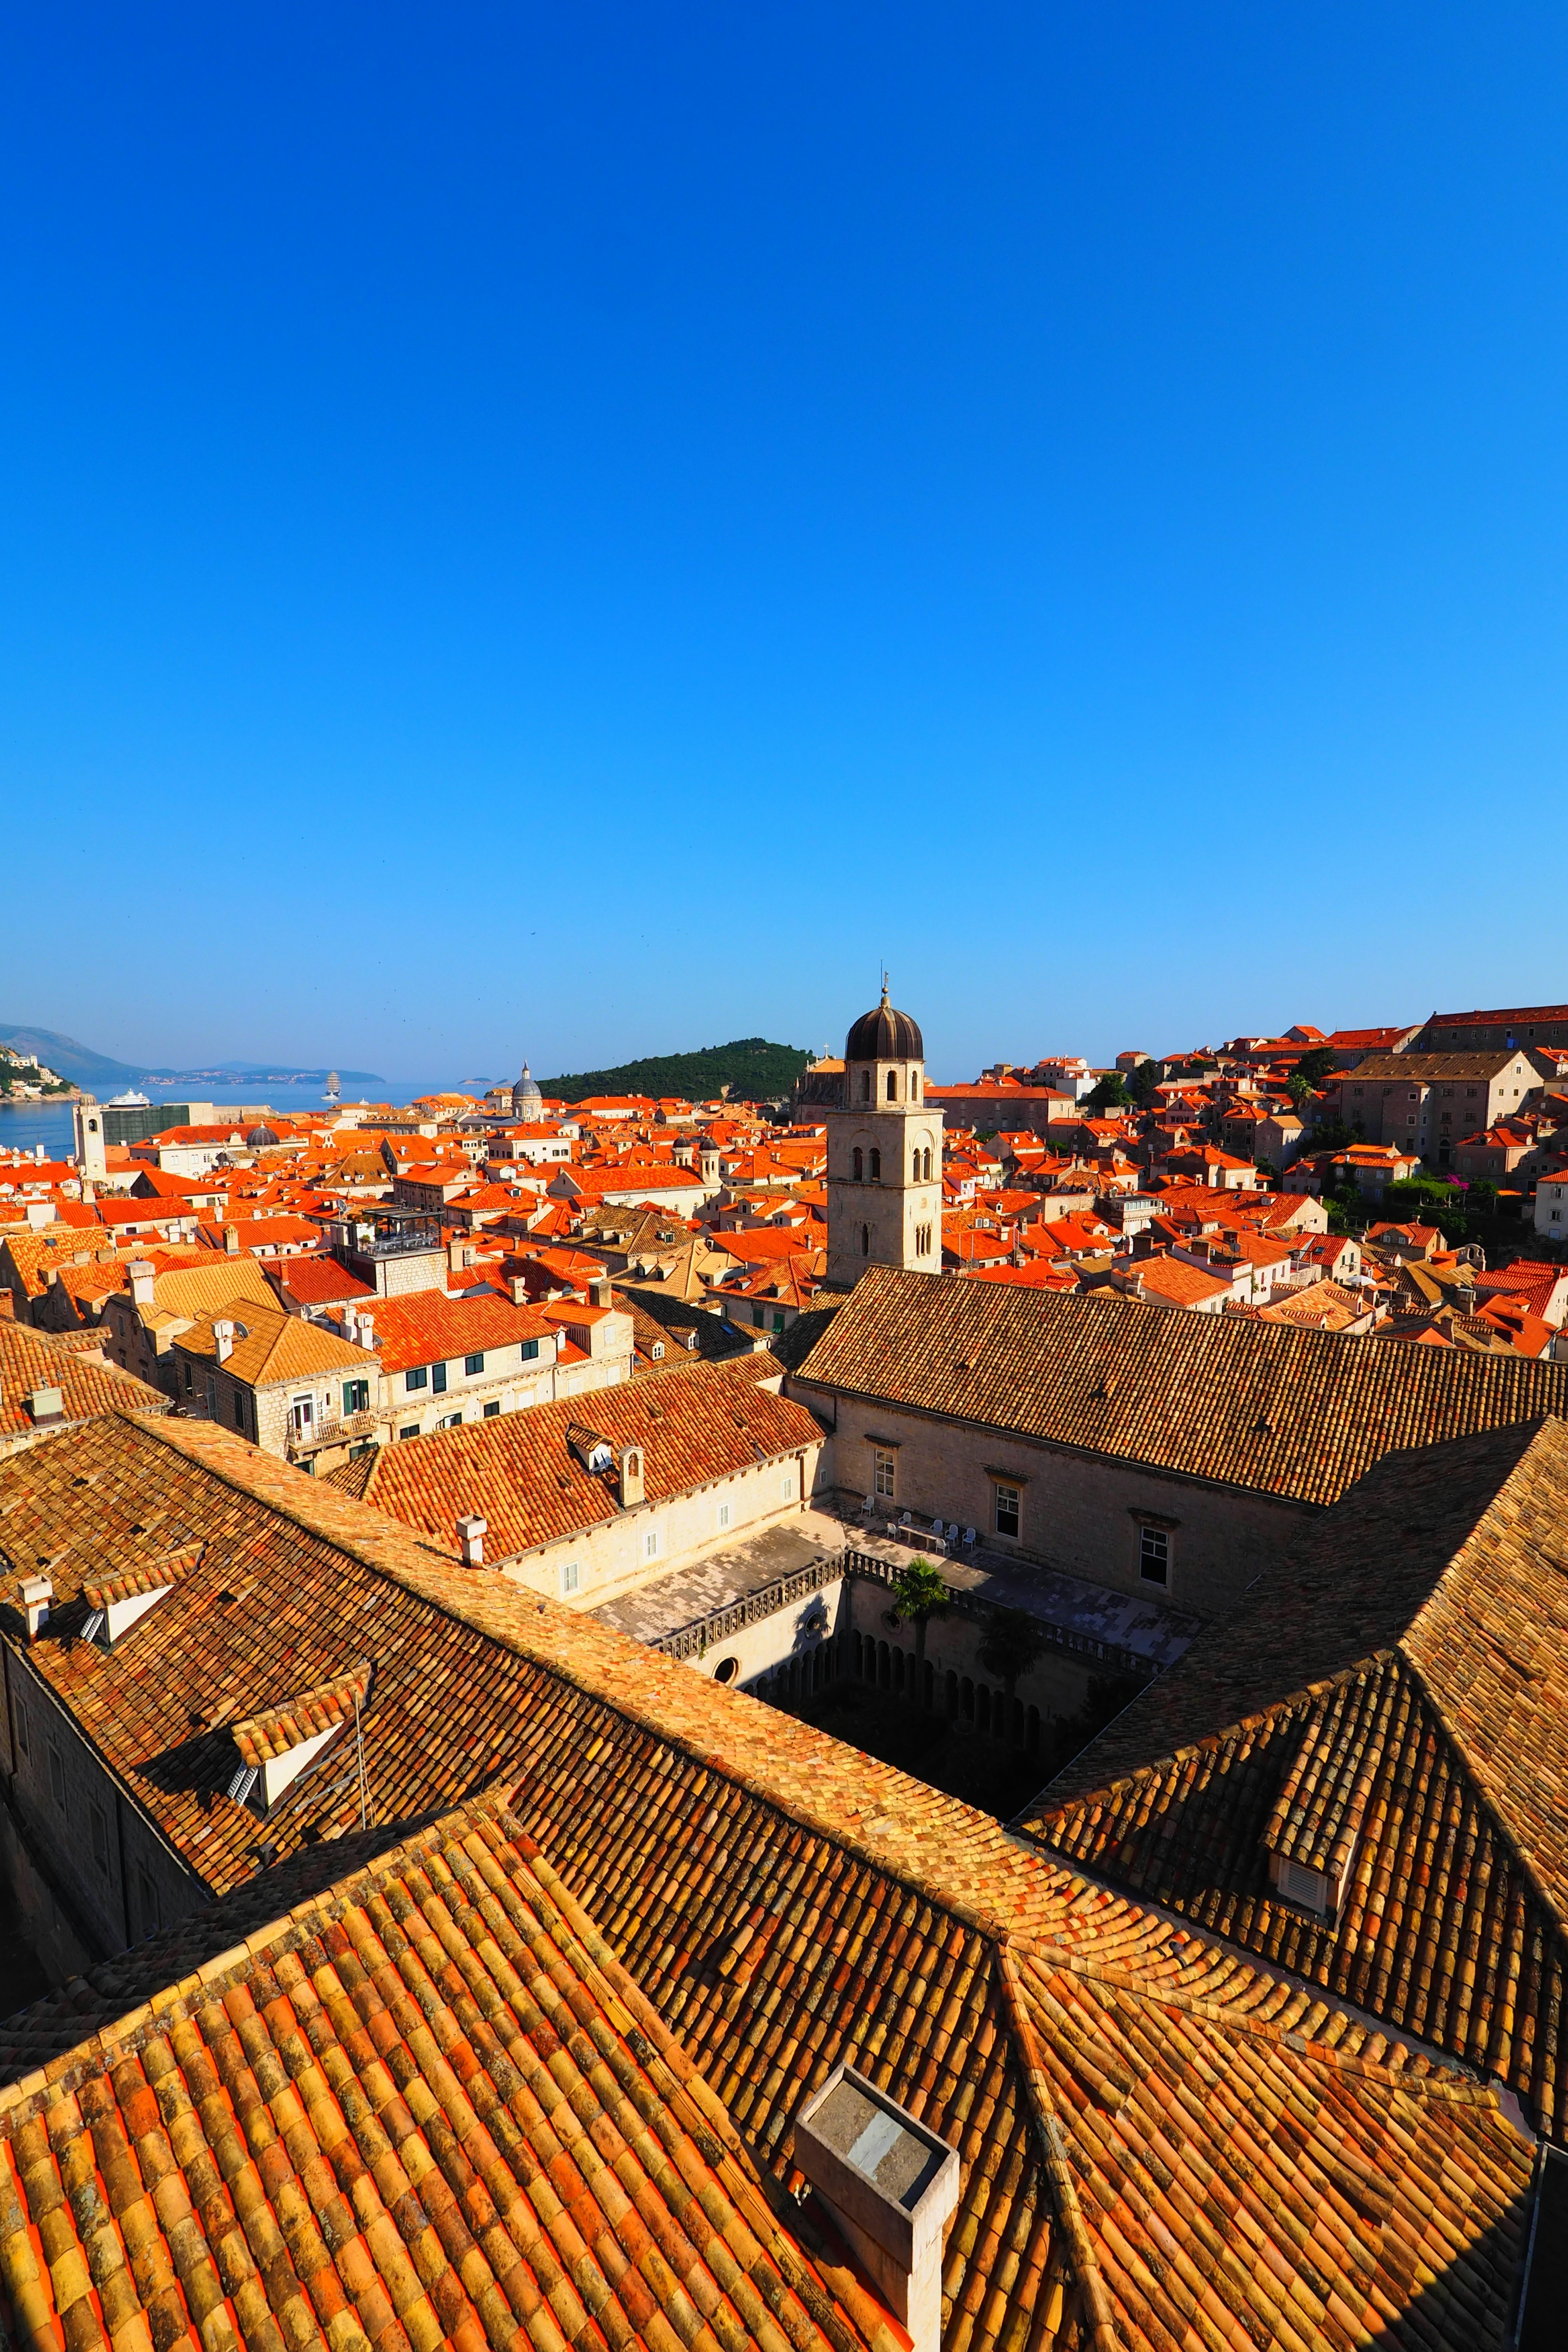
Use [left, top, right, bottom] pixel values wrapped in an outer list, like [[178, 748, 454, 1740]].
[[25, 1202, 51, 1231], [213, 1319, 235, 1364], [792, 2067, 960, 2352], [456, 1514, 487, 1567], [27, 1388, 64, 1426], [33, 1143, 43, 1165], [21, 1575, 52, 1642], [128, 1258, 156, 1309]]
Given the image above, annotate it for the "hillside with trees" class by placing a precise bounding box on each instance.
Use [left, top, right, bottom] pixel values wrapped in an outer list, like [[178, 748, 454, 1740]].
[[538, 1036, 811, 1105]]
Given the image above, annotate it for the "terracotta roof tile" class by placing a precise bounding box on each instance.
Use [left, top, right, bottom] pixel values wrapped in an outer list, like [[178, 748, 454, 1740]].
[[792, 1263, 1568, 1508], [0, 1414, 1544, 2346], [1021, 1416, 1568, 2136]]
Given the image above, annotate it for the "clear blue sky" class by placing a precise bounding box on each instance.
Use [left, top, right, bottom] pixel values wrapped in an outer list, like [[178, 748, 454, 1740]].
[[2, 4, 1565, 1087]]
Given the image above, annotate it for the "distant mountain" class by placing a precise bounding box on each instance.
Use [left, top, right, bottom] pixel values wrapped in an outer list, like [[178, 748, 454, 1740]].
[[0, 1026, 144, 1089], [537, 1037, 811, 1105], [0, 1026, 390, 1094]]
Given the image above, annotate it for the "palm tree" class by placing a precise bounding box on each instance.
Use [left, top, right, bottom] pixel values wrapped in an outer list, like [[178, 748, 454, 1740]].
[[977, 1606, 1050, 1744], [885, 1559, 951, 1708]]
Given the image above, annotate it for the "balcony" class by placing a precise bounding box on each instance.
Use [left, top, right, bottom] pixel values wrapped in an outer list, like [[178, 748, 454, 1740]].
[[331, 1206, 442, 1260], [285, 1408, 382, 1462]]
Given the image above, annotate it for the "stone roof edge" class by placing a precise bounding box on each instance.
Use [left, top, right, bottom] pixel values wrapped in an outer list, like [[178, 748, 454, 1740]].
[[993, 1944, 1118, 2352], [784, 1370, 1325, 1514]]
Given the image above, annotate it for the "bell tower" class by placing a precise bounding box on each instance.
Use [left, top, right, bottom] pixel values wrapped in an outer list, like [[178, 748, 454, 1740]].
[[826, 981, 944, 1287]]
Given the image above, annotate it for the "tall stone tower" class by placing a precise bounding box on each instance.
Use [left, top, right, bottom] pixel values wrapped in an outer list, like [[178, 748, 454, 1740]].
[[73, 1095, 106, 1183], [826, 982, 944, 1287]]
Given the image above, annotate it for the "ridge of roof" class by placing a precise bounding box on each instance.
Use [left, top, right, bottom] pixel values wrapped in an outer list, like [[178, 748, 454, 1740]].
[[791, 1263, 1568, 1509]]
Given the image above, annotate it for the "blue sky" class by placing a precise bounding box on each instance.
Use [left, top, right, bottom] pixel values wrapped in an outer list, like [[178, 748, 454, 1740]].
[[2, 4, 1565, 1086]]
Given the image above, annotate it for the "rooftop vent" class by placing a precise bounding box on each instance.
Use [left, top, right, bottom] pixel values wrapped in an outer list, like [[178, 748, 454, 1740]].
[[79, 1556, 190, 1647], [568, 1424, 615, 1475], [27, 1387, 64, 1427], [227, 1661, 372, 1816], [20, 1575, 52, 1642], [213, 1319, 236, 1364], [456, 1514, 487, 1568], [792, 2065, 960, 2352]]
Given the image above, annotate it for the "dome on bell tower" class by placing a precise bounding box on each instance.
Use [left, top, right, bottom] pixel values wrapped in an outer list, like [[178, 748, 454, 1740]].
[[845, 981, 924, 1064], [511, 1062, 543, 1118]]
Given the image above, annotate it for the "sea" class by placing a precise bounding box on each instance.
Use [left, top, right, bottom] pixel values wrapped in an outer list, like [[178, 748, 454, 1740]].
[[0, 1083, 372, 1164]]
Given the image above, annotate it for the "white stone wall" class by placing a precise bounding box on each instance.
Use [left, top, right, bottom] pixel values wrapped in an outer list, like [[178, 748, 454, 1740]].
[[497, 1443, 822, 1611]]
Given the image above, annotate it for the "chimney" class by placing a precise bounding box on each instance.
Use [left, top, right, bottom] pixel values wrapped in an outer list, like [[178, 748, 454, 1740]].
[[509, 1275, 530, 1307], [21, 1575, 52, 1642], [617, 1446, 645, 1508], [456, 1514, 487, 1567], [590, 1276, 613, 1309], [213, 1319, 235, 1364], [358, 1311, 374, 1350], [27, 1387, 64, 1426], [25, 1201, 51, 1231], [129, 1258, 156, 1310], [224, 1222, 240, 1254], [792, 2067, 959, 2352]]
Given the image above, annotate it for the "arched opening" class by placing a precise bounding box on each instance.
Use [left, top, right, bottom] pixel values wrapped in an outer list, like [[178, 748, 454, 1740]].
[[945, 1669, 958, 1717], [713, 1657, 739, 1684], [923, 1659, 935, 1711], [869, 1147, 881, 1182], [886, 1069, 898, 1100], [1027, 1705, 1041, 1753], [911, 1148, 920, 1182], [852, 1147, 863, 1181], [960, 1675, 974, 1722], [977, 1685, 991, 1735], [911, 1072, 920, 1100], [878, 1640, 891, 1690], [861, 1224, 870, 1256], [893, 1649, 904, 1696], [923, 1147, 932, 1181], [860, 1069, 871, 1102]]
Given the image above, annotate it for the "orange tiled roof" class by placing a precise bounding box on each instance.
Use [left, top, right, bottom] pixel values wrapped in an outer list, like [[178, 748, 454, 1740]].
[[175, 1301, 374, 1387], [0, 1804, 897, 2352], [339, 1352, 822, 1558], [791, 1263, 1568, 1510], [0, 1413, 1543, 2344], [355, 1286, 555, 1373], [0, 1321, 169, 1441]]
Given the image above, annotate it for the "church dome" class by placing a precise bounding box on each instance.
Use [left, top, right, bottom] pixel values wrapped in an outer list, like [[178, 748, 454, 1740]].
[[245, 1123, 281, 1149], [511, 1062, 543, 1117], [845, 984, 923, 1063]]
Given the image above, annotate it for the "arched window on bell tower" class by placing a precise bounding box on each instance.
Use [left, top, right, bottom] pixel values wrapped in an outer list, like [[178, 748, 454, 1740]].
[[869, 1147, 881, 1181], [886, 1069, 898, 1100], [911, 1147, 920, 1182], [852, 1147, 863, 1180], [861, 1224, 870, 1256], [860, 1069, 871, 1102], [923, 1147, 932, 1180]]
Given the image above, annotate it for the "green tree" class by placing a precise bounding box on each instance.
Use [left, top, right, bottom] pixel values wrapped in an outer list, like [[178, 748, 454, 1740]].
[[976, 1606, 1051, 1742], [1125, 1059, 1162, 1109], [1084, 1071, 1131, 1114], [1294, 1047, 1337, 1085], [885, 1559, 952, 1708], [1285, 1074, 1313, 1113]]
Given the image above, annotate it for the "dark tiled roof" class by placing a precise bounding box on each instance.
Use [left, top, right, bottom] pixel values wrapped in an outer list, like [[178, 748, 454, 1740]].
[[1019, 1417, 1568, 2135], [339, 1354, 824, 1559], [0, 1417, 1542, 2346], [791, 1263, 1568, 1507]]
